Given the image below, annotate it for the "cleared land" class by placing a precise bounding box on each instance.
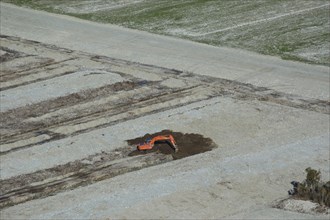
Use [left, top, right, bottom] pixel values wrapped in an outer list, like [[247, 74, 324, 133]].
[[0, 2, 329, 220], [0, 35, 329, 219], [3, 0, 330, 66]]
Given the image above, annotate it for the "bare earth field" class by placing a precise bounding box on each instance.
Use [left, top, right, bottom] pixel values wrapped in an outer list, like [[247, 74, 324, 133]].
[[0, 2, 330, 220]]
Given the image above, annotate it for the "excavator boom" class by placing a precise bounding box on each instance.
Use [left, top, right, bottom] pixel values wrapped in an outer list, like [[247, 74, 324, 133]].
[[137, 135, 178, 152]]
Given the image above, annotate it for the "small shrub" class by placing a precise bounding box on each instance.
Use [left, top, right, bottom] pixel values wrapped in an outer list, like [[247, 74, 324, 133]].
[[288, 167, 330, 207]]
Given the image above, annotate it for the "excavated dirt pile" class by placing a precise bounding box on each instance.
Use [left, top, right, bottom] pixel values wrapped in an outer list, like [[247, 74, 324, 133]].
[[127, 130, 217, 159]]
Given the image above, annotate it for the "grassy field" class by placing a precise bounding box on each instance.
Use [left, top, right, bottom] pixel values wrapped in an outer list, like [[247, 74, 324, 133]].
[[3, 0, 330, 66]]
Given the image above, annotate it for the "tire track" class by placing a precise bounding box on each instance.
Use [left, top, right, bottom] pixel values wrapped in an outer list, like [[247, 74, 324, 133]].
[[0, 59, 78, 91], [1, 35, 329, 212], [0, 85, 212, 155], [0, 146, 172, 209], [193, 3, 330, 36], [0, 130, 216, 209]]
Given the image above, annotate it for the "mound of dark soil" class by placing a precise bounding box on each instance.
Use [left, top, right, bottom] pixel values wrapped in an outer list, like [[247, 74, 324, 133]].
[[127, 130, 217, 159]]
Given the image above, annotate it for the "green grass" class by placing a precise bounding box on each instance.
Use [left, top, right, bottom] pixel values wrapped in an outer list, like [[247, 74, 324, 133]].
[[3, 0, 330, 66]]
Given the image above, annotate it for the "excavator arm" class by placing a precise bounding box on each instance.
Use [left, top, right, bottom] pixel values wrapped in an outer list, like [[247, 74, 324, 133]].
[[137, 135, 178, 152]]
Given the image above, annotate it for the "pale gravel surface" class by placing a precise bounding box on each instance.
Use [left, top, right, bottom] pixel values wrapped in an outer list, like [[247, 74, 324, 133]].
[[2, 96, 329, 180], [0, 70, 124, 111], [2, 133, 329, 219], [1, 96, 329, 219], [0, 3, 329, 220]]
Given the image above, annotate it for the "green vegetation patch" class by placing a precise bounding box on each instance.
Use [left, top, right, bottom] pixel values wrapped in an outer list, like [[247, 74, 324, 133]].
[[3, 0, 330, 66]]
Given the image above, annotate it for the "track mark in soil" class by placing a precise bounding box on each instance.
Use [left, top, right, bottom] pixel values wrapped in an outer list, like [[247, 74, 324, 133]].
[[1, 35, 328, 212], [1, 35, 328, 157], [0, 58, 78, 87], [0, 84, 208, 155], [0, 46, 27, 63], [0, 131, 215, 209], [128, 130, 217, 159]]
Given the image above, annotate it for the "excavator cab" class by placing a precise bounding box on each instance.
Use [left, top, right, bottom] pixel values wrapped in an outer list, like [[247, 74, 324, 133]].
[[137, 135, 178, 152]]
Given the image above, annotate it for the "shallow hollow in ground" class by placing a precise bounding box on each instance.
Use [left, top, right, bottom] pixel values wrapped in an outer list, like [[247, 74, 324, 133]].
[[127, 130, 217, 159]]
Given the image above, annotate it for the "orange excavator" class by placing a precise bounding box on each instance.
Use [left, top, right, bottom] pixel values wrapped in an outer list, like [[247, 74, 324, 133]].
[[137, 135, 178, 152]]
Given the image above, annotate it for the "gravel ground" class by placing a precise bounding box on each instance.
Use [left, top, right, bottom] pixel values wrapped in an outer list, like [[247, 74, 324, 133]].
[[0, 3, 329, 219]]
